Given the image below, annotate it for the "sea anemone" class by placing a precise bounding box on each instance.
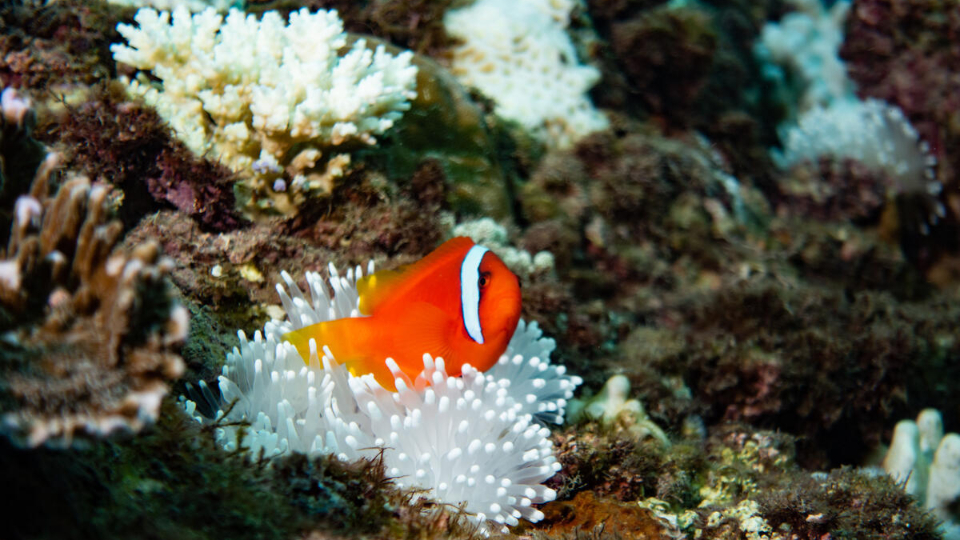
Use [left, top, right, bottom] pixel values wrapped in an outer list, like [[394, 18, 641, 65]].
[[184, 264, 581, 532]]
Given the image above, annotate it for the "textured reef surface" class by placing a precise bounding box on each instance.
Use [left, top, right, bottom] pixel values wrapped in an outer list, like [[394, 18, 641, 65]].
[[2, 0, 960, 538]]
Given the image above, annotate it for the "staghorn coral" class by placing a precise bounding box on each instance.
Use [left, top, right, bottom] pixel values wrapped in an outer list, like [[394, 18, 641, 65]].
[[0, 106, 187, 445]]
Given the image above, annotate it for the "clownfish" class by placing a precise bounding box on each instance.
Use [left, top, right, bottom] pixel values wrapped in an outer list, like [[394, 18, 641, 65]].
[[283, 237, 522, 391]]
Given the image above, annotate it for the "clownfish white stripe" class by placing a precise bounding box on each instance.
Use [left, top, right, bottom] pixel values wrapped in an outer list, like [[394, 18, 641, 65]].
[[461, 244, 489, 344]]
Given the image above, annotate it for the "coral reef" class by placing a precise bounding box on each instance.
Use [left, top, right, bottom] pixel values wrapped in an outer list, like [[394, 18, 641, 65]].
[[246, 0, 458, 58], [355, 51, 516, 220], [566, 374, 668, 444], [754, 0, 852, 113], [0, 85, 187, 447], [840, 0, 960, 269], [623, 277, 960, 468], [4, 0, 960, 537], [0, 399, 479, 540], [775, 97, 941, 234], [36, 83, 244, 232], [841, 0, 960, 195], [452, 218, 555, 279], [0, 87, 48, 222], [881, 408, 960, 540], [754, 468, 941, 540], [107, 0, 239, 11], [604, 5, 718, 125]]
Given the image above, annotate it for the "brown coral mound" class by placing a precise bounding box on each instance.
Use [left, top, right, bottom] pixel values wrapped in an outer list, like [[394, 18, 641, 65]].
[[0, 168, 188, 447]]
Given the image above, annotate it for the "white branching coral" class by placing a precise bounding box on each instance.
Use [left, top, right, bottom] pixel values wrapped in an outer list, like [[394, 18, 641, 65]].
[[444, 0, 607, 149], [185, 265, 580, 532], [882, 408, 960, 540], [111, 7, 418, 216]]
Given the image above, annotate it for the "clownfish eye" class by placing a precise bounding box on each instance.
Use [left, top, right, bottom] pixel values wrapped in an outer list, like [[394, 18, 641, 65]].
[[478, 272, 490, 288]]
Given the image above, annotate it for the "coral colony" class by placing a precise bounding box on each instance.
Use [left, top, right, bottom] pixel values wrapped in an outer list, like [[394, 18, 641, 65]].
[[185, 265, 581, 532], [0, 88, 188, 447], [111, 7, 418, 216], [444, 0, 608, 148]]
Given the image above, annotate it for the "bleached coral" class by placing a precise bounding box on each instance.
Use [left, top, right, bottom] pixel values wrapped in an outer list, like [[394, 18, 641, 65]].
[[111, 7, 418, 216], [444, 0, 607, 148], [566, 374, 668, 444], [757, 0, 942, 232], [452, 218, 555, 278], [776, 98, 942, 231], [185, 265, 580, 532], [881, 408, 960, 540], [755, 0, 852, 111]]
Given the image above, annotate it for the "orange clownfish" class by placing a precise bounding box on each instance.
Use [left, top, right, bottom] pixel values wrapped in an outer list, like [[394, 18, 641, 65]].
[[283, 237, 522, 391]]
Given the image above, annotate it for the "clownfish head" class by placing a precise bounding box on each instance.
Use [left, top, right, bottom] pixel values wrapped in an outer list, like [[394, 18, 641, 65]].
[[459, 244, 522, 352]]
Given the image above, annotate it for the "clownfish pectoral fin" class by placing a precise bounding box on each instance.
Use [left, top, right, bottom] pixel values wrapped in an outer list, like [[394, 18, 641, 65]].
[[356, 237, 476, 315]]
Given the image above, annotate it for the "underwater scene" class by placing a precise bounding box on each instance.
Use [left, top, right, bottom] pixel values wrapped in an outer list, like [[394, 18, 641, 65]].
[[2, 0, 960, 538]]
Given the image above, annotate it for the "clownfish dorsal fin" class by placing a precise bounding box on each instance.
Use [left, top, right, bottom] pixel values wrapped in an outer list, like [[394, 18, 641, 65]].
[[357, 237, 477, 315]]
